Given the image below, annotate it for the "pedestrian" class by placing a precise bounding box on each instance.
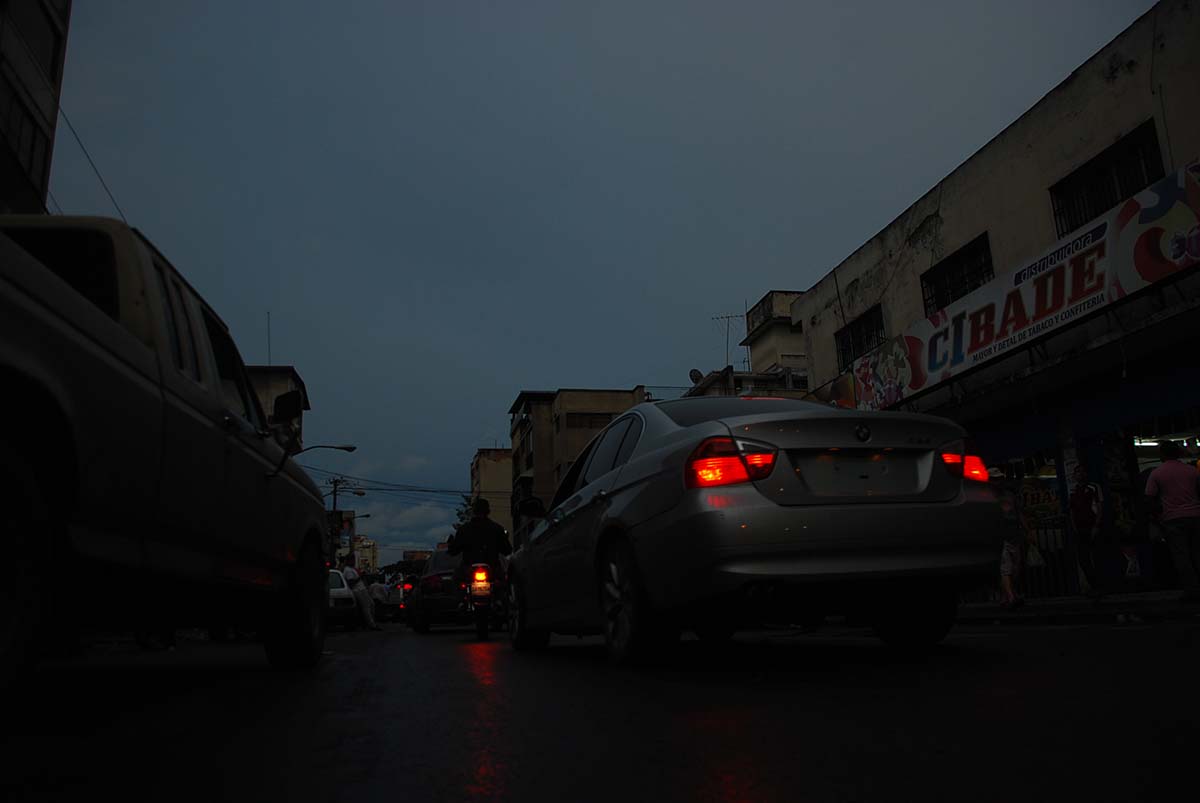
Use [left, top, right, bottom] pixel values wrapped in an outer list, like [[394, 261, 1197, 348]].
[[341, 557, 382, 630], [994, 473, 1026, 608], [1145, 440, 1200, 602], [1068, 463, 1105, 598]]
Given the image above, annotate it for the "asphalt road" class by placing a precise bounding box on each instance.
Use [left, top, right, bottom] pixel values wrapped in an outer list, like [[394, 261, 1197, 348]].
[[5, 618, 1199, 803]]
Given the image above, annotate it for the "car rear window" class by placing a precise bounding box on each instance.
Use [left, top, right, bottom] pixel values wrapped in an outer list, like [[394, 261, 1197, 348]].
[[427, 550, 458, 573], [656, 397, 826, 427], [2, 226, 120, 320], [328, 572, 346, 589]]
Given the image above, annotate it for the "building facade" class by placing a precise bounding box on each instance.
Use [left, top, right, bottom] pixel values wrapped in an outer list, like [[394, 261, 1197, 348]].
[[470, 447, 513, 535], [684, 366, 808, 398], [741, 290, 808, 380], [0, 0, 70, 213], [509, 386, 646, 546], [791, 0, 1200, 598]]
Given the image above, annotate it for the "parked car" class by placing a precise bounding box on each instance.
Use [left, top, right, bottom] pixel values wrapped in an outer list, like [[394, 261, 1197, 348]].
[[506, 396, 1007, 662], [328, 569, 358, 627], [0, 216, 330, 678]]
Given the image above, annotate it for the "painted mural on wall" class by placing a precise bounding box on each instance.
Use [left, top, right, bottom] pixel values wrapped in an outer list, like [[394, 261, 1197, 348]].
[[818, 162, 1200, 410]]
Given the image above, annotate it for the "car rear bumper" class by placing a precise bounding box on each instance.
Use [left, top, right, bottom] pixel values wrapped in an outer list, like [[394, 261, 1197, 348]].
[[631, 484, 1006, 611]]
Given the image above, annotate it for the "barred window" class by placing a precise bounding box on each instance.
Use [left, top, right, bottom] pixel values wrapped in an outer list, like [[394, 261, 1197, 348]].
[[1049, 119, 1164, 238], [834, 305, 885, 372], [920, 233, 995, 316]]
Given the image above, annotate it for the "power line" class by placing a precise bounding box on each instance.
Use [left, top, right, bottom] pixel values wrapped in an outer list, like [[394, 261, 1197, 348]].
[[299, 464, 469, 495], [58, 107, 127, 224], [46, 189, 63, 215]]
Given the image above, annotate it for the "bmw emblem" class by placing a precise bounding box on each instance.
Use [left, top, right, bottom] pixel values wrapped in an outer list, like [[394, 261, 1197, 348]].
[[855, 424, 871, 443]]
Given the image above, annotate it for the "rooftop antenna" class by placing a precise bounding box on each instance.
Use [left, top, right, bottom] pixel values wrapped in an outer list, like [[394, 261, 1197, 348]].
[[713, 313, 741, 368]]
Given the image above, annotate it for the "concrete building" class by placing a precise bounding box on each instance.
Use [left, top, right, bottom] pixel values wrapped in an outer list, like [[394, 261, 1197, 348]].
[[741, 290, 808, 380], [0, 1, 70, 213], [246, 365, 311, 450], [684, 365, 808, 398], [791, 0, 1200, 598], [352, 536, 379, 574], [509, 386, 646, 546], [470, 447, 513, 535]]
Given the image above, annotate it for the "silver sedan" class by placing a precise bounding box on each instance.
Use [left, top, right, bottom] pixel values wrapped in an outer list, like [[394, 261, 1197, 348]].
[[506, 397, 1007, 662]]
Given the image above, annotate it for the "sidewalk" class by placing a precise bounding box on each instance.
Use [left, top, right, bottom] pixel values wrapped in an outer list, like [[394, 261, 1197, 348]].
[[959, 589, 1200, 624]]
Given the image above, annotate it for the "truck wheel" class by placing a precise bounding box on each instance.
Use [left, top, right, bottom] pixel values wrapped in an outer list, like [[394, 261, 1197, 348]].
[[263, 539, 327, 670], [0, 441, 49, 685]]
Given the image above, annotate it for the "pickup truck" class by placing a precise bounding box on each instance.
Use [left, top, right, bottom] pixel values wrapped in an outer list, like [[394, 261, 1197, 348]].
[[0, 215, 329, 675]]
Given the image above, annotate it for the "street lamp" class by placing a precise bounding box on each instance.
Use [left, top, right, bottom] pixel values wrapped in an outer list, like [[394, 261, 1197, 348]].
[[267, 443, 356, 478]]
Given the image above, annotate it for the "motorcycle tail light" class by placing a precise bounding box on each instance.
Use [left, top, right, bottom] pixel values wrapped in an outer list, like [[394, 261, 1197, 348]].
[[473, 569, 489, 582]]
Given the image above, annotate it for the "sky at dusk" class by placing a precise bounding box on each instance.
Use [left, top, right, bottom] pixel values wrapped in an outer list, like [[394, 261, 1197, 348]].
[[49, 0, 1156, 561]]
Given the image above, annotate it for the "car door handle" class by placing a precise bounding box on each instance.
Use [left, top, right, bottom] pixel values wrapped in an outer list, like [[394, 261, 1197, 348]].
[[596, 489, 608, 499], [221, 413, 238, 432]]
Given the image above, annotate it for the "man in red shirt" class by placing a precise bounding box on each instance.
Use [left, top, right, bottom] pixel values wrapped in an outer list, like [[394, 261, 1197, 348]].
[[1145, 440, 1200, 602]]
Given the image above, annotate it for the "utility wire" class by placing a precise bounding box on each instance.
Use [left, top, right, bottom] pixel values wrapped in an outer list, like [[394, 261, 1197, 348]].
[[57, 107, 127, 224]]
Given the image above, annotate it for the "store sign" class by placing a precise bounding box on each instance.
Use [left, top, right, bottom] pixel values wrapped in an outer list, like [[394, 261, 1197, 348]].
[[813, 162, 1200, 410]]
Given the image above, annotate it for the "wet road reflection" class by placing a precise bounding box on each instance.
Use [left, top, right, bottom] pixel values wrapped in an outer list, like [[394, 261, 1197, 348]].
[[462, 641, 508, 801]]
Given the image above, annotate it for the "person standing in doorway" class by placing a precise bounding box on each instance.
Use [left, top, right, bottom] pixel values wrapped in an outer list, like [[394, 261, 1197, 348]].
[[1145, 440, 1200, 602], [1069, 464, 1105, 598]]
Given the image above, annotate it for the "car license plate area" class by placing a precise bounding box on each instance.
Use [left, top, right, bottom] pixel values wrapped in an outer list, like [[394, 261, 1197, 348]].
[[471, 581, 491, 596], [792, 450, 924, 496]]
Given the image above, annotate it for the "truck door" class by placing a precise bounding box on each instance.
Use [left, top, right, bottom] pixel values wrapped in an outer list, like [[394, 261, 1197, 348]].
[[197, 308, 282, 589], [145, 257, 228, 582]]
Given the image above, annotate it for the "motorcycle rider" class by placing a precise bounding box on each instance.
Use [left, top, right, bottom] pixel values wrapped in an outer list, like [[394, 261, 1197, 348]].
[[447, 498, 512, 587]]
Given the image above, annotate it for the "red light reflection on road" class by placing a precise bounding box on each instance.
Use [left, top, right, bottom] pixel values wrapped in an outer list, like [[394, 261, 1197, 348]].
[[685, 708, 763, 803], [462, 642, 507, 801]]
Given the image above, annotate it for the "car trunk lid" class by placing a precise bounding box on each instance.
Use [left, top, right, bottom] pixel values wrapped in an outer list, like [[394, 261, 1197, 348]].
[[720, 410, 966, 505]]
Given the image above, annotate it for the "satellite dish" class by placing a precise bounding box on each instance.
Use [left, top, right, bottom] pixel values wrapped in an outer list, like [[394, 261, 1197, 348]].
[[689, 369, 704, 384]]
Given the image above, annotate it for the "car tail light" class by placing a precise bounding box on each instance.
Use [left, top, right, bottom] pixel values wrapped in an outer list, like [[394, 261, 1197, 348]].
[[686, 437, 777, 488], [941, 452, 988, 483], [402, 582, 413, 592], [473, 569, 489, 582]]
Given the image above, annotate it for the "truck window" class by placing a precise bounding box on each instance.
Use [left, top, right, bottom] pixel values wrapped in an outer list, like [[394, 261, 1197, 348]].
[[153, 264, 185, 371], [170, 279, 202, 381], [1, 226, 119, 320], [200, 311, 261, 427]]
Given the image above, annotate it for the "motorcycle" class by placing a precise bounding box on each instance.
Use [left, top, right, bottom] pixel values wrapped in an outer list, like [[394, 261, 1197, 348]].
[[465, 562, 504, 640]]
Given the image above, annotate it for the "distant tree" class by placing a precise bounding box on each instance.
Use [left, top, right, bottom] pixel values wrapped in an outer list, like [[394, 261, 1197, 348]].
[[454, 494, 473, 529]]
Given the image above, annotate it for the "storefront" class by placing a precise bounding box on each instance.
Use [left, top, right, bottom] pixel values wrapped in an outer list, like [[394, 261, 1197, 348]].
[[807, 163, 1200, 599]]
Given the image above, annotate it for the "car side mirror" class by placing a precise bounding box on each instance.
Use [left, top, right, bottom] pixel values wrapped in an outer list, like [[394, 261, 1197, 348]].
[[517, 497, 546, 519], [272, 389, 304, 423]]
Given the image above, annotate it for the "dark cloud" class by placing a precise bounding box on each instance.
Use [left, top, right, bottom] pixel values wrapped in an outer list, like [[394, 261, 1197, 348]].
[[51, 0, 1154, 547]]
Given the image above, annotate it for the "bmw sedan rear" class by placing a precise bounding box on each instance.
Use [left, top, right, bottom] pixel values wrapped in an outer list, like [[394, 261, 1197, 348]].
[[506, 397, 1007, 661]]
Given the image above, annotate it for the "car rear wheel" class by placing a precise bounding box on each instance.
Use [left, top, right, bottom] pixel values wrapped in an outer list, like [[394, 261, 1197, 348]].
[[600, 539, 658, 665], [0, 441, 48, 686], [508, 579, 548, 651], [412, 604, 430, 634], [263, 539, 327, 670], [872, 585, 958, 650]]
